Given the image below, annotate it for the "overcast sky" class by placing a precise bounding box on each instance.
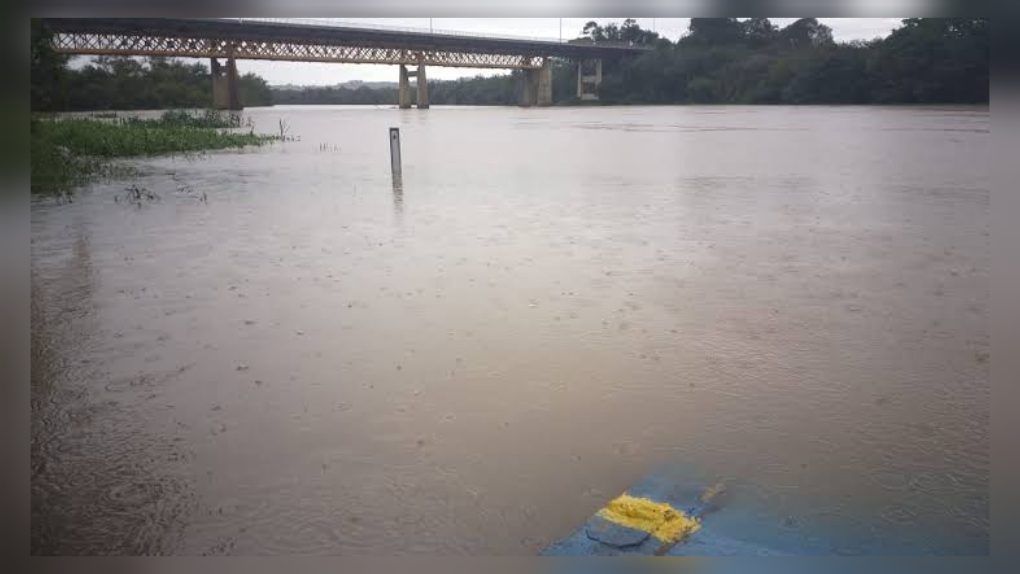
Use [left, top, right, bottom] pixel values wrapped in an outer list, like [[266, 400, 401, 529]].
[[77, 18, 908, 86]]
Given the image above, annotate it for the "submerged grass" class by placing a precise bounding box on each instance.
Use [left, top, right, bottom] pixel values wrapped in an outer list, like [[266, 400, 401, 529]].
[[39, 119, 270, 158], [31, 110, 278, 195], [132, 109, 252, 130]]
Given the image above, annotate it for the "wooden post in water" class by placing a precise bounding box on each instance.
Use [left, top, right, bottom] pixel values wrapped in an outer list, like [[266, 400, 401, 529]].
[[389, 128, 402, 181]]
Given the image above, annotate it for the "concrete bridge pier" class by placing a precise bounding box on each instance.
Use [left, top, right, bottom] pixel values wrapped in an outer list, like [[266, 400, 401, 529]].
[[399, 64, 429, 109], [416, 64, 429, 109], [536, 60, 553, 106], [518, 60, 553, 107], [576, 58, 602, 101], [211, 57, 242, 110], [518, 69, 534, 107], [399, 65, 412, 108]]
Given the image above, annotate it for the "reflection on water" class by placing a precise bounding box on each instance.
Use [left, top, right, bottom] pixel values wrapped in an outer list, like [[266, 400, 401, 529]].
[[31, 105, 989, 555], [392, 176, 404, 217]]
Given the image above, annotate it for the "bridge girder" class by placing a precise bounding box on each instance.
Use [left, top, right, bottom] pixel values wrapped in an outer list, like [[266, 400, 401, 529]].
[[51, 32, 549, 69]]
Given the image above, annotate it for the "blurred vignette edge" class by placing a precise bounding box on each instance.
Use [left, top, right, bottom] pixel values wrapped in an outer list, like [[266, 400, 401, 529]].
[[4, 1, 1017, 574]]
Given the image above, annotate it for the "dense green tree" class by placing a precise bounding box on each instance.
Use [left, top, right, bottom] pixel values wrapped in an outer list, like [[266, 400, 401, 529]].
[[30, 20, 68, 111], [57, 57, 210, 110], [687, 18, 745, 45], [742, 18, 778, 47], [619, 18, 661, 45], [271, 84, 396, 105], [778, 18, 834, 49], [867, 18, 988, 103], [595, 17, 985, 105], [429, 73, 518, 105], [239, 73, 273, 107], [32, 53, 275, 111], [578, 19, 660, 45], [581, 21, 602, 42], [781, 43, 873, 103]]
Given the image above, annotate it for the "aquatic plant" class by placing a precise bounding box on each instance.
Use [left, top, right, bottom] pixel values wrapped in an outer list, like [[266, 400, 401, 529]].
[[115, 184, 160, 206], [140, 109, 251, 129], [31, 112, 281, 194]]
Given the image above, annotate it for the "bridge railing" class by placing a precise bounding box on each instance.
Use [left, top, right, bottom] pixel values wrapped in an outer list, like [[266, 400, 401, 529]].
[[221, 18, 640, 49]]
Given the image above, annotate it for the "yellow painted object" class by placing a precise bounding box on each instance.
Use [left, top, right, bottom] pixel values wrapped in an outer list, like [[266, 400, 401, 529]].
[[595, 493, 701, 544]]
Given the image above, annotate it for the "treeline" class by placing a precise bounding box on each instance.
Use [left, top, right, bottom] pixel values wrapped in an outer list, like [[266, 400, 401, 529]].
[[270, 17, 988, 107], [271, 74, 525, 106], [595, 17, 988, 104], [36, 57, 273, 111], [273, 85, 397, 105], [31, 22, 273, 111], [32, 18, 988, 110]]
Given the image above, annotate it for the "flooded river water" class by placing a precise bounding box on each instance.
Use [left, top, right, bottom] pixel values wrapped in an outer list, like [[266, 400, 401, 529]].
[[31, 105, 989, 555]]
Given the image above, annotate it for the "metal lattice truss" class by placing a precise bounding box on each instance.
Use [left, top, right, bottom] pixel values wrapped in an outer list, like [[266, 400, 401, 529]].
[[51, 32, 548, 69]]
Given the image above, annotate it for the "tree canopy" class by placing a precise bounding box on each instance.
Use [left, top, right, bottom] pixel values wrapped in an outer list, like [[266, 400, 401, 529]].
[[592, 17, 987, 105], [580, 18, 663, 46]]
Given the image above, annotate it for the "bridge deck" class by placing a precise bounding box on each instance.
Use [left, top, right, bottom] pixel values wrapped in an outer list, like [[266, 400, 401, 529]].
[[42, 18, 650, 61]]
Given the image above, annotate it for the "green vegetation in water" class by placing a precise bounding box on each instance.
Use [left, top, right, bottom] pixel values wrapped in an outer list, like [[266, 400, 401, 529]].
[[31, 110, 280, 195], [134, 109, 253, 129]]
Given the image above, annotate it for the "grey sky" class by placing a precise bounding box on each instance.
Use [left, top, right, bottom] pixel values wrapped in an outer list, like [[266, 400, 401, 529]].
[[77, 18, 907, 86]]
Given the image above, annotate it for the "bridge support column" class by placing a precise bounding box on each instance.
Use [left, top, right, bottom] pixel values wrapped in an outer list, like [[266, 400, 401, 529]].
[[211, 57, 242, 110], [576, 58, 602, 101], [518, 69, 536, 107], [416, 64, 429, 109], [399, 64, 428, 109], [519, 60, 552, 107], [399, 65, 412, 109], [536, 60, 553, 107]]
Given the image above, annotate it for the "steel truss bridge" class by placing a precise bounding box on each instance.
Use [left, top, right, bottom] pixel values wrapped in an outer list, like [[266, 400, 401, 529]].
[[42, 18, 649, 109]]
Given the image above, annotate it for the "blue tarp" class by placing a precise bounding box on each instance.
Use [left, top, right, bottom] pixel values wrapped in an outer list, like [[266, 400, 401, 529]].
[[542, 464, 786, 556], [541, 463, 983, 556]]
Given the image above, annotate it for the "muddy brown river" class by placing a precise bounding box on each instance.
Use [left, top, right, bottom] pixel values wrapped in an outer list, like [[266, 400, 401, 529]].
[[31, 105, 989, 555]]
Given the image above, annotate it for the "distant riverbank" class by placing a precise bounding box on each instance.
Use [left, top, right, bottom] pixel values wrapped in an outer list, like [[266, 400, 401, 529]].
[[32, 19, 986, 113]]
